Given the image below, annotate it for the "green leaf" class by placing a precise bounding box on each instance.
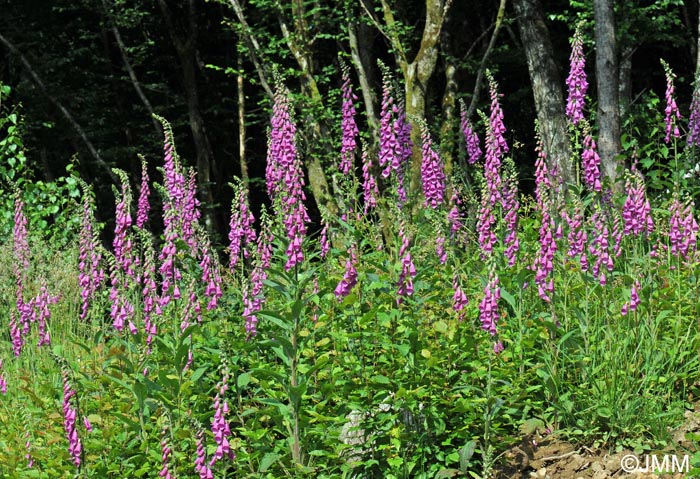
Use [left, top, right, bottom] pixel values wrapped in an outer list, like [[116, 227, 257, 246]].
[[459, 440, 476, 472], [190, 367, 207, 382], [237, 372, 252, 389], [371, 374, 391, 385], [259, 452, 281, 472]]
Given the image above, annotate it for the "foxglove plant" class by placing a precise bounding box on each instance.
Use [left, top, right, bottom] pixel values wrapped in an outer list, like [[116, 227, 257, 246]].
[[621, 281, 641, 316], [460, 101, 482, 164], [78, 191, 104, 321], [160, 426, 175, 479], [452, 274, 468, 321], [194, 430, 213, 479], [136, 155, 150, 229], [397, 222, 417, 303], [257, 206, 274, 269], [689, 88, 700, 147], [268, 81, 309, 270], [562, 202, 588, 271], [622, 170, 654, 236], [199, 232, 222, 310], [533, 135, 557, 301], [141, 235, 160, 350], [156, 120, 184, 308], [182, 169, 201, 251], [448, 189, 463, 239], [581, 124, 602, 192], [61, 366, 82, 467], [534, 210, 556, 302], [210, 371, 234, 467], [320, 219, 330, 259], [339, 65, 359, 175], [669, 195, 699, 259], [378, 66, 398, 178], [13, 195, 32, 352], [477, 192, 497, 258], [662, 59, 681, 143], [420, 123, 446, 208], [24, 428, 33, 468], [335, 245, 358, 299], [361, 142, 379, 213], [566, 24, 588, 125], [589, 209, 614, 285], [110, 170, 137, 332], [228, 178, 256, 270], [479, 270, 500, 337], [33, 284, 59, 347], [435, 231, 447, 264], [611, 213, 623, 258], [486, 72, 509, 173], [9, 311, 22, 357]]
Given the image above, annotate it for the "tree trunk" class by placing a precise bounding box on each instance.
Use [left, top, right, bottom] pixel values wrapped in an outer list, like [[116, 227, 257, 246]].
[[157, 0, 219, 234], [237, 48, 248, 184], [618, 45, 634, 120], [513, 0, 572, 184], [594, 0, 621, 186], [349, 21, 379, 145]]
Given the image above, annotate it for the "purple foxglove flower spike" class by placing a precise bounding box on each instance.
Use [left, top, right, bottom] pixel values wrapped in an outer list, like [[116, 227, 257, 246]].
[[210, 371, 235, 466], [448, 189, 463, 239], [136, 155, 150, 229], [622, 170, 654, 236], [361, 141, 379, 213], [335, 246, 358, 299], [479, 271, 500, 336], [581, 125, 602, 192], [460, 101, 482, 164], [452, 274, 468, 320], [378, 67, 398, 178], [78, 191, 104, 321], [689, 88, 700, 147], [566, 24, 588, 125], [662, 59, 681, 143], [228, 178, 256, 270], [420, 122, 446, 209], [339, 65, 359, 175], [268, 79, 309, 271], [61, 368, 82, 466], [397, 222, 417, 303]]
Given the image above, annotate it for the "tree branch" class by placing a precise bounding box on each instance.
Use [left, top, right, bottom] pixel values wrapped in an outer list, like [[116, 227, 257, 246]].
[[227, 0, 274, 100], [466, 0, 507, 119], [101, 0, 160, 135], [0, 31, 118, 183]]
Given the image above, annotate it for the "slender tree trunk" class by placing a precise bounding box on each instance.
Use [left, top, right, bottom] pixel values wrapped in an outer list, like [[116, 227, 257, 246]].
[[594, 0, 622, 186], [618, 45, 634, 120], [349, 21, 379, 144], [237, 48, 248, 184], [513, 0, 572, 184]]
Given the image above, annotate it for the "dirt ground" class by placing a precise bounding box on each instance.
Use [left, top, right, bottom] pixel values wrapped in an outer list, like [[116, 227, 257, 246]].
[[493, 410, 700, 479]]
